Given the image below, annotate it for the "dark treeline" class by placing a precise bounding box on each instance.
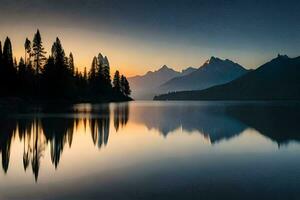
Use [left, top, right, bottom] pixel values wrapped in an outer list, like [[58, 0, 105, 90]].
[[0, 30, 131, 102], [0, 103, 129, 181]]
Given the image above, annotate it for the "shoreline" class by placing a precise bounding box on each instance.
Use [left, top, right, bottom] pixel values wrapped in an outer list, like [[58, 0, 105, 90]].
[[0, 96, 133, 112]]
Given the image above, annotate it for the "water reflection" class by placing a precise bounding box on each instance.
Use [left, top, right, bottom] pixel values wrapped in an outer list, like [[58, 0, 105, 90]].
[[226, 104, 300, 145], [0, 101, 300, 182], [130, 102, 300, 145], [130, 103, 246, 143], [0, 103, 129, 181]]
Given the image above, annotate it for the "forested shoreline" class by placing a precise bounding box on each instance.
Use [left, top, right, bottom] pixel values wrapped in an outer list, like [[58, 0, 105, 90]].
[[0, 30, 132, 104]]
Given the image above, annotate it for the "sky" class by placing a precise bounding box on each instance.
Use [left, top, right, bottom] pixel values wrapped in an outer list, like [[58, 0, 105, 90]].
[[0, 0, 300, 76]]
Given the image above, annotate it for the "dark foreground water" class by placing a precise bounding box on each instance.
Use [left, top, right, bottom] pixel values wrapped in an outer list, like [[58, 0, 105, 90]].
[[0, 101, 300, 200]]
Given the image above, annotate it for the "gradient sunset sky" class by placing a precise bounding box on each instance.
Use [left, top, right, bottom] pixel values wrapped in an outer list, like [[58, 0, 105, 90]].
[[0, 0, 300, 76]]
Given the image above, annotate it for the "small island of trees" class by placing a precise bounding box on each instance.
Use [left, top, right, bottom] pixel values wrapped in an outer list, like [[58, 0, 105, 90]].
[[0, 29, 131, 103]]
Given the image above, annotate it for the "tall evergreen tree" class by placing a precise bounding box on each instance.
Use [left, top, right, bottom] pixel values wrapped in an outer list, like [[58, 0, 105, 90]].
[[24, 38, 31, 65], [51, 37, 65, 66], [113, 70, 121, 91], [32, 30, 46, 74], [120, 75, 126, 94], [97, 53, 104, 81], [97, 53, 104, 75], [69, 52, 75, 75], [1, 37, 16, 95], [89, 56, 97, 83], [121, 75, 131, 96], [3, 37, 14, 68], [43, 38, 73, 98], [102, 56, 111, 88]]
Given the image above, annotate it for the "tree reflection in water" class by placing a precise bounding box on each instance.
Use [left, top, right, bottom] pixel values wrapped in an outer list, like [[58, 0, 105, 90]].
[[0, 103, 129, 181]]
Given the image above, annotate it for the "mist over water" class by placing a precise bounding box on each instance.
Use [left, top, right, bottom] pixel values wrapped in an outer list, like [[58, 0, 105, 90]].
[[0, 101, 300, 200]]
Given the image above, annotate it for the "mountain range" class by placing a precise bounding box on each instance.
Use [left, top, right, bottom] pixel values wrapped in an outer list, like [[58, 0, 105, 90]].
[[158, 57, 248, 93], [128, 57, 248, 99], [128, 65, 197, 99], [154, 55, 300, 100]]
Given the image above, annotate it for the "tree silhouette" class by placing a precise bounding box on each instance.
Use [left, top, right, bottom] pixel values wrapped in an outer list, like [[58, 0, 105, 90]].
[[121, 75, 131, 96], [0, 29, 132, 102], [1, 37, 16, 95], [41, 37, 75, 98], [69, 52, 75, 75], [103, 56, 112, 90], [3, 37, 14, 68], [97, 53, 104, 76], [32, 30, 46, 75], [24, 38, 31, 65], [51, 37, 65, 65], [113, 70, 121, 91], [89, 56, 98, 88]]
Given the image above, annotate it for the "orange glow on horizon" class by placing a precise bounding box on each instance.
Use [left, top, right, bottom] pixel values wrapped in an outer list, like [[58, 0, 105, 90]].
[[1, 24, 262, 77]]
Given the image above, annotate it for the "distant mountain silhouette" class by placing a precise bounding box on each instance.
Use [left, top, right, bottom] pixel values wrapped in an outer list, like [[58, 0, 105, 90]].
[[154, 55, 300, 100], [128, 65, 196, 99], [158, 57, 248, 93]]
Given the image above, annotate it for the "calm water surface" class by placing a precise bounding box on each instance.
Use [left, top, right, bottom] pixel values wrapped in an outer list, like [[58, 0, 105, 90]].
[[0, 101, 300, 200]]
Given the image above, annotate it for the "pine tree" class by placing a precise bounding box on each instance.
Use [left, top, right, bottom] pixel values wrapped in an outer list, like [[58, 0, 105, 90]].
[[51, 37, 65, 66], [69, 52, 75, 75], [113, 70, 121, 91], [120, 75, 126, 94], [102, 56, 111, 88], [45, 38, 73, 98], [121, 75, 131, 96], [24, 38, 31, 65], [89, 56, 97, 83], [97, 53, 104, 74], [97, 53, 105, 83], [124, 77, 131, 96], [32, 30, 46, 74], [1, 37, 16, 95], [3, 37, 14, 68]]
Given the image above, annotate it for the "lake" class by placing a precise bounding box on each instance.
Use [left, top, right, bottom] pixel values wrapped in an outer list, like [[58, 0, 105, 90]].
[[0, 101, 300, 200]]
